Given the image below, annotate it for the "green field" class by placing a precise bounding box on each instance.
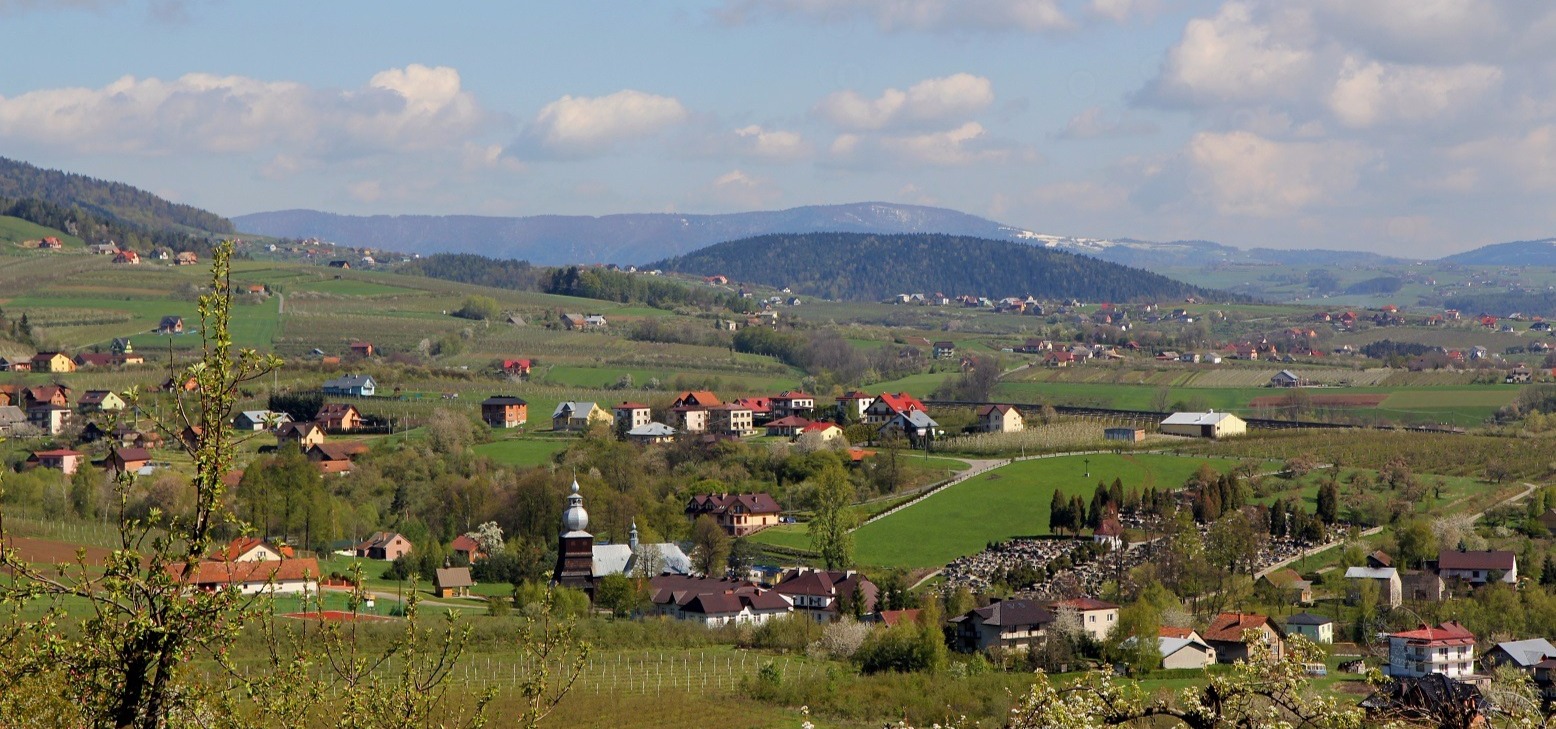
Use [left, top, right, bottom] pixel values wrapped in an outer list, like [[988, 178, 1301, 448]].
[[850, 454, 1239, 569], [0, 216, 82, 248], [473, 437, 571, 467]]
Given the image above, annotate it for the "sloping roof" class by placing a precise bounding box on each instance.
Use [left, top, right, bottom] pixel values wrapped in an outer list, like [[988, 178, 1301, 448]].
[[765, 415, 812, 427], [1285, 612, 1334, 627], [169, 557, 319, 587], [879, 609, 921, 627], [592, 542, 691, 577], [111, 447, 152, 463], [237, 410, 291, 426], [898, 410, 939, 428], [976, 403, 1017, 416], [355, 531, 406, 552], [627, 423, 677, 437], [1345, 566, 1398, 580], [450, 534, 481, 554], [1159, 636, 1210, 660], [772, 390, 813, 400], [872, 392, 925, 414], [0, 405, 26, 424], [1203, 612, 1275, 643], [1491, 638, 1556, 667], [309, 442, 359, 462], [1161, 411, 1240, 426], [435, 567, 473, 589], [1438, 550, 1515, 571], [1390, 621, 1475, 646], [552, 401, 599, 419], [481, 396, 528, 406], [1160, 626, 1197, 639], [613, 401, 650, 410], [323, 374, 375, 390], [688, 493, 782, 516], [1263, 568, 1311, 589], [956, 599, 1055, 628], [1048, 597, 1119, 611]]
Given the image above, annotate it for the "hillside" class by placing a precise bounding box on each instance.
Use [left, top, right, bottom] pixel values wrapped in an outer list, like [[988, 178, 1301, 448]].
[[0, 156, 232, 234], [651, 232, 1221, 303], [1440, 238, 1556, 265]]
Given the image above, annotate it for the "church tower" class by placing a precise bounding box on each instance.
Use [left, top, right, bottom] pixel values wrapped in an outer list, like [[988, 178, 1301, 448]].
[[553, 478, 595, 592]]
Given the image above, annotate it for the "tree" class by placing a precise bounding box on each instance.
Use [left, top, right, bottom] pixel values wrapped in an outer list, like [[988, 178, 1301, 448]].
[[1394, 519, 1436, 569], [452, 294, 501, 321], [593, 574, 643, 617], [808, 462, 857, 570], [1316, 479, 1339, 525], [689, 515, 731, 576], [469, 521, 506, 556]]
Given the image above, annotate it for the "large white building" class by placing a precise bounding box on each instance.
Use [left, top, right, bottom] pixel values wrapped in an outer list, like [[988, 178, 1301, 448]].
[[1159, 411, 1247, 439], [1386, 621, 1477, 679]]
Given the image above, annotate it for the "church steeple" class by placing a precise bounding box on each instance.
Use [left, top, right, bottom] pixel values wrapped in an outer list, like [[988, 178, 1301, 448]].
[[552, 476, 595, 593], [629, 520, 639, 550]]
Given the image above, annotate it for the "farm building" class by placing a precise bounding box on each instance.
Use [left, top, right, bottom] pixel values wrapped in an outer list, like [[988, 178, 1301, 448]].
[[1159, 411, 1246, 439], [1104, 427, 1145, 442], [434, 567, 473, 598]]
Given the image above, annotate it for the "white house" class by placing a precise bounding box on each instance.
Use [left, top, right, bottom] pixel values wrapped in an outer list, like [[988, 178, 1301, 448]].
[[1283, 612, 1335, 644], [1386, 621, 1476, 679], [1437, 550, 1517, 585]]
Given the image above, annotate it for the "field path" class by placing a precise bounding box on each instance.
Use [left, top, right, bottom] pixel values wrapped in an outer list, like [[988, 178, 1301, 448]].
[[1254, 481, 1537, 579]]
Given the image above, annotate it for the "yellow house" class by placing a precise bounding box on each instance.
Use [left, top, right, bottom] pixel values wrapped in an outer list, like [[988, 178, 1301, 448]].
[[30, 352, 76, 373], [79, 390, 127, 413], [976, 404, 1025, 433]]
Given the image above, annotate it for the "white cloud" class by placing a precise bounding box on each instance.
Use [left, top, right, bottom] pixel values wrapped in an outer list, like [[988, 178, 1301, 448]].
[[1056, 106, 1157, 139], [718, 0, 1072, 33], [1185, 130, 1375, 216], [831, 122, 1030, 168], [702, 169, 783, 208], [1327, 58, 1502, 128], [0, 64, 485, 157], [731, 125, 811, 160], [1086, 0, 1156, 23], [1145, 2, 1317, 107], [816, 73, 994, 130], [522, 89, 687, 156], [1448, 125, 1556, 190]]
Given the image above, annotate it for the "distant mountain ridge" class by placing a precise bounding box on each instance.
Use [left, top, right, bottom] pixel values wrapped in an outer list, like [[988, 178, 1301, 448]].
[[650, 232, 1227, 303], [235, 203, 1032, 266], [234, 203, 1430, 269]]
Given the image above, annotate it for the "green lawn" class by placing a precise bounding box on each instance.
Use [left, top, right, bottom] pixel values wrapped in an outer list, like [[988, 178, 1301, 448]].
[[295, 277, 422, 296], [0, 216, 82, 247], [850, 454, 1239, 569], [473, 437, 570, 467]]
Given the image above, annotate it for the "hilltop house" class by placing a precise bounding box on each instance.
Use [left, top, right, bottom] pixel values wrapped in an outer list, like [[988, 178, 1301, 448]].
[[685, 493, 782, 536], [1438, 550, 1517, 585], [879, 410, 941, 448], [775, 569, 878, 622], [275, 421, 326, 449], [354, 532, 413, 561], [1283, 613, 1335, 644], [26, 449, 86, 475], [1386, 621, 1476, 678], [626, 422, 677, 444], [612, 402, 652, 432], [1203, 612, 1284, 663], [316, 403, 363, 431], [30, 351, 75, 373], [234, 410, 293, 431], [480, 396, 528, 429], [321, 374, 376, 397], [769, 391, 815, 420], [863, 392, 926, 424], [157, 316, 184, 334], [77, 390, 126, 413], [950, 599, 1054, 653], [976, 403, 1024, 433], [1046, 597, 1119, 642], [1345, 566, 1403, 607], [552, 401, 608, 432]]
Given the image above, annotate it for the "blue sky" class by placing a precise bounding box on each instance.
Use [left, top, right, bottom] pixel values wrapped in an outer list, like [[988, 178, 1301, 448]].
[[3, 0, 1555, 256]]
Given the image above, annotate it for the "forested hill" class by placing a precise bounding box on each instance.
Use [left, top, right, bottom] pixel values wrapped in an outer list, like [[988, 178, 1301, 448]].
[[0, 156, 233, 234], [652, 233, 1224, 303]]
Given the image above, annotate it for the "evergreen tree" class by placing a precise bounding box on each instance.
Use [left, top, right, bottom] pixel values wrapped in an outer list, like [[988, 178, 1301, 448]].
[[1049, 490, 1066, 535], [1316, 480, 1339, 525]]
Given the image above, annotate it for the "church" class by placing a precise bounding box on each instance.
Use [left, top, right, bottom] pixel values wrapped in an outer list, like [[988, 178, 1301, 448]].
[[552, 479, 691, 595]]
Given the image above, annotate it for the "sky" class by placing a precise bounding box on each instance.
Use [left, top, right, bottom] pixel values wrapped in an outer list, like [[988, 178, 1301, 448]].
[[3, 0, 1556, 256]]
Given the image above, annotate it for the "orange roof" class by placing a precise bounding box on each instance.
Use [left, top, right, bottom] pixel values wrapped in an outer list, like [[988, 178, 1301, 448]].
[[1203, 612, 1273, 643], [169, 557, 319, 587], [1159, 626, 1195, 639]]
